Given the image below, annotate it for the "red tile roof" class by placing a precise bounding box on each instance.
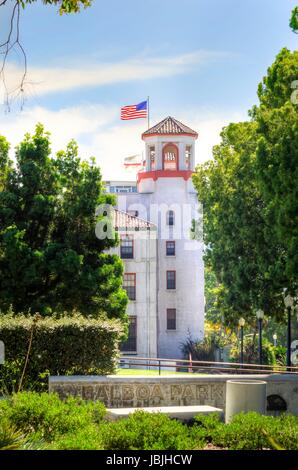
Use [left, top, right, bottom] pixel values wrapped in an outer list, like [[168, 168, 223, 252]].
[[142, 116, 198, 138], [113, 209, 156, 231]]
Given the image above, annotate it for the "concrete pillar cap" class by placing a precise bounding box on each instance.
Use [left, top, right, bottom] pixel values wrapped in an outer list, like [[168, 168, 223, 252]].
[[227, 380, 267, 385]]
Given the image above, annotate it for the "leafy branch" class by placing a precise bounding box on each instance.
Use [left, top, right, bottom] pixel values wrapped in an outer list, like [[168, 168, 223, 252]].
[[290, 6, 298, 33], [0, 0, 92, 111]]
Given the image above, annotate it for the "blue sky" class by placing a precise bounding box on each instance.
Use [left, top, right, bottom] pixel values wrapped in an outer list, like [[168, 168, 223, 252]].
[[0, 0, 297, 179]]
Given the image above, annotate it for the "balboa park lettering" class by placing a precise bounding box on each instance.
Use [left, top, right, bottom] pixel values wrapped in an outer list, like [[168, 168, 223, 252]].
[[51, 382, 225, 406]]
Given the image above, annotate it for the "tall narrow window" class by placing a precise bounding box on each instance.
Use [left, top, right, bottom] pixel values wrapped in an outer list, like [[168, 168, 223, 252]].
[[166, 210, 175, 226], [120, 316, 137, 352], [163, 144, 178, 171], [166, 241, 175, 256], [167, 270, 176, 289], [149, 146, 156, 171], [120, 235, 134, 259], [185, 145, 191, 170], [123, 273, 136, 300], [167, 309, 176, 330]]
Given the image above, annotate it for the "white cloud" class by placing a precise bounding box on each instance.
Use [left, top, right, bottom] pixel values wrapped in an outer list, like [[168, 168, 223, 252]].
[[0, 103, 247, 181], [184, 109, 248, 165], [1, 50, 229, 98]]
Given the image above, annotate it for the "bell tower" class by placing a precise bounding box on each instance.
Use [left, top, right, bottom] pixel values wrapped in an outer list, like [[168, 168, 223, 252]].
[[113, 116, 204, 360], [138, 116, 198, 193]]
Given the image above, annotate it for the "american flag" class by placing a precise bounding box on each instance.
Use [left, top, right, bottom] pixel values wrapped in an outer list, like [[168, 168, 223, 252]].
[[121, 100, 148, 120]]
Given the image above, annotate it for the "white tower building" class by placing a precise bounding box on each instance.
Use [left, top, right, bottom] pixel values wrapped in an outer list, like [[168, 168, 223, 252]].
[[107, 116, 204, 359]]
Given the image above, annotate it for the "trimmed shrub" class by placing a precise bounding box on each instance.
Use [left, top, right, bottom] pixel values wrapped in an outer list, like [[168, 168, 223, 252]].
[[47, 425, 103, 450], [192, 413, 222, 441], [0, 313, 124, 392], [0, 392, 106, 442], [196, 412, 298, 450], [100, 411, 205, 450]]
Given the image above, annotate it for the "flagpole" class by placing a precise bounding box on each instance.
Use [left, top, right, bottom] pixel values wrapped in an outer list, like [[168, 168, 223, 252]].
[[147, 96, 150, 129]]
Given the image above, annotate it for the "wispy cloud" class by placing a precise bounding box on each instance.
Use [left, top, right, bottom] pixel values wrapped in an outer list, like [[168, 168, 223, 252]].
[[1, 50, 230, 98], [0, 103, 247, 180]]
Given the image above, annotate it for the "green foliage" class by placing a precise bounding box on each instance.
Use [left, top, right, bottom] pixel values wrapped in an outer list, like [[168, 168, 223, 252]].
[[181, 335, 217, 362], [0, 392, 105, 442], [208, 412, 298, 450], [0, 419, 27, 450], [204, 266, 223, 323], [290, 6, 298, 33], [47, 425, 103, 450], [181, 322, 237, 361], [256, 48, 298, 291], [193, 48, 298, 324], [100, 411, 204, 450], [17, 0, 92, 15], [230, 335, 277, 365], [191, 413, 223, 442], [274, 345, 287, 366], [0, 312, 124, 392], [193, 121, 282, 324], [0, 125, 128, 320], [0, 136, 11, 192], [1, 392, 298, 450]]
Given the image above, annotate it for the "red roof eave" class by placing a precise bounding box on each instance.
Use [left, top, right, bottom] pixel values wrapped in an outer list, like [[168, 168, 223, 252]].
[[142, 132, 198, 140]]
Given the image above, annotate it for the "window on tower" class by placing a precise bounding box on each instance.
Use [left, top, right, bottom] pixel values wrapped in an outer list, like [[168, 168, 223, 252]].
[[166, 210, 175, 226], [166, 241, 175, 256], [149, 146, 156, 171], [163, 144, 178, 171], [123, 273, 136, 300], [185, 145, 191, 170], [120, 234, 134, 259], [167, 309, 176, 330], [167, 270, 176, 289]]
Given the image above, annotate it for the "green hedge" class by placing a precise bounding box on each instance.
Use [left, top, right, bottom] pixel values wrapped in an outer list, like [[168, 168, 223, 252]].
[[100, 410, 204, 450], [1, 392, 298, 450], [0, 313, 124, 392], [194, 412, 298, 450]]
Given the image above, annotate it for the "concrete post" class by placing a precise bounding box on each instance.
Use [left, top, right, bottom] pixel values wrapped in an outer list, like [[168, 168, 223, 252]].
[[225, 379, 267, 423]]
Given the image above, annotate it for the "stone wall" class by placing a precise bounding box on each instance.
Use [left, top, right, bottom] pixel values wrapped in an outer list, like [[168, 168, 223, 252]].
[[49, 374, 298, 415]]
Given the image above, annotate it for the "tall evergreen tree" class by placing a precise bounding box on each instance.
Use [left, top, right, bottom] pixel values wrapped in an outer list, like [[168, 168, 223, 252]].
[[0, 124, 127, 319], [193, 48, 298, 324], [256, 48, 298, 293], [193, 121, 283, 324]]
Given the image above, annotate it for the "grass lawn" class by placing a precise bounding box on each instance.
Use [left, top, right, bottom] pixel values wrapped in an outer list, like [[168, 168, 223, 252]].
[[115, 368, 197, 376]]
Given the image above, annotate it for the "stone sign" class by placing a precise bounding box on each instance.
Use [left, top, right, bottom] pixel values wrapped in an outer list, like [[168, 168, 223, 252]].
[[49, 380, 225, 409], [49, 374, 298, 415]]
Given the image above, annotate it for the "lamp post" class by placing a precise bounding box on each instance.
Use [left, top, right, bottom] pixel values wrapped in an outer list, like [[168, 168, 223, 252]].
[[273, 333, 277, 347], [256, 309, 264, 366], [238, 317, 245, 365], [284, 294, 294, 370]]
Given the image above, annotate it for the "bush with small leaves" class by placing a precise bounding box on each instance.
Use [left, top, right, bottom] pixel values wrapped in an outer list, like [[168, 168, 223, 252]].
[[101, 411, 205, 450], [209, 412, 298, 450], [0, 392, 106, 442], [47, 425, 103, 450]]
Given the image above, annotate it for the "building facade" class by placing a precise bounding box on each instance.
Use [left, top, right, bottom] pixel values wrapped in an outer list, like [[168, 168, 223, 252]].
[[107, 116, 204, 359]]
